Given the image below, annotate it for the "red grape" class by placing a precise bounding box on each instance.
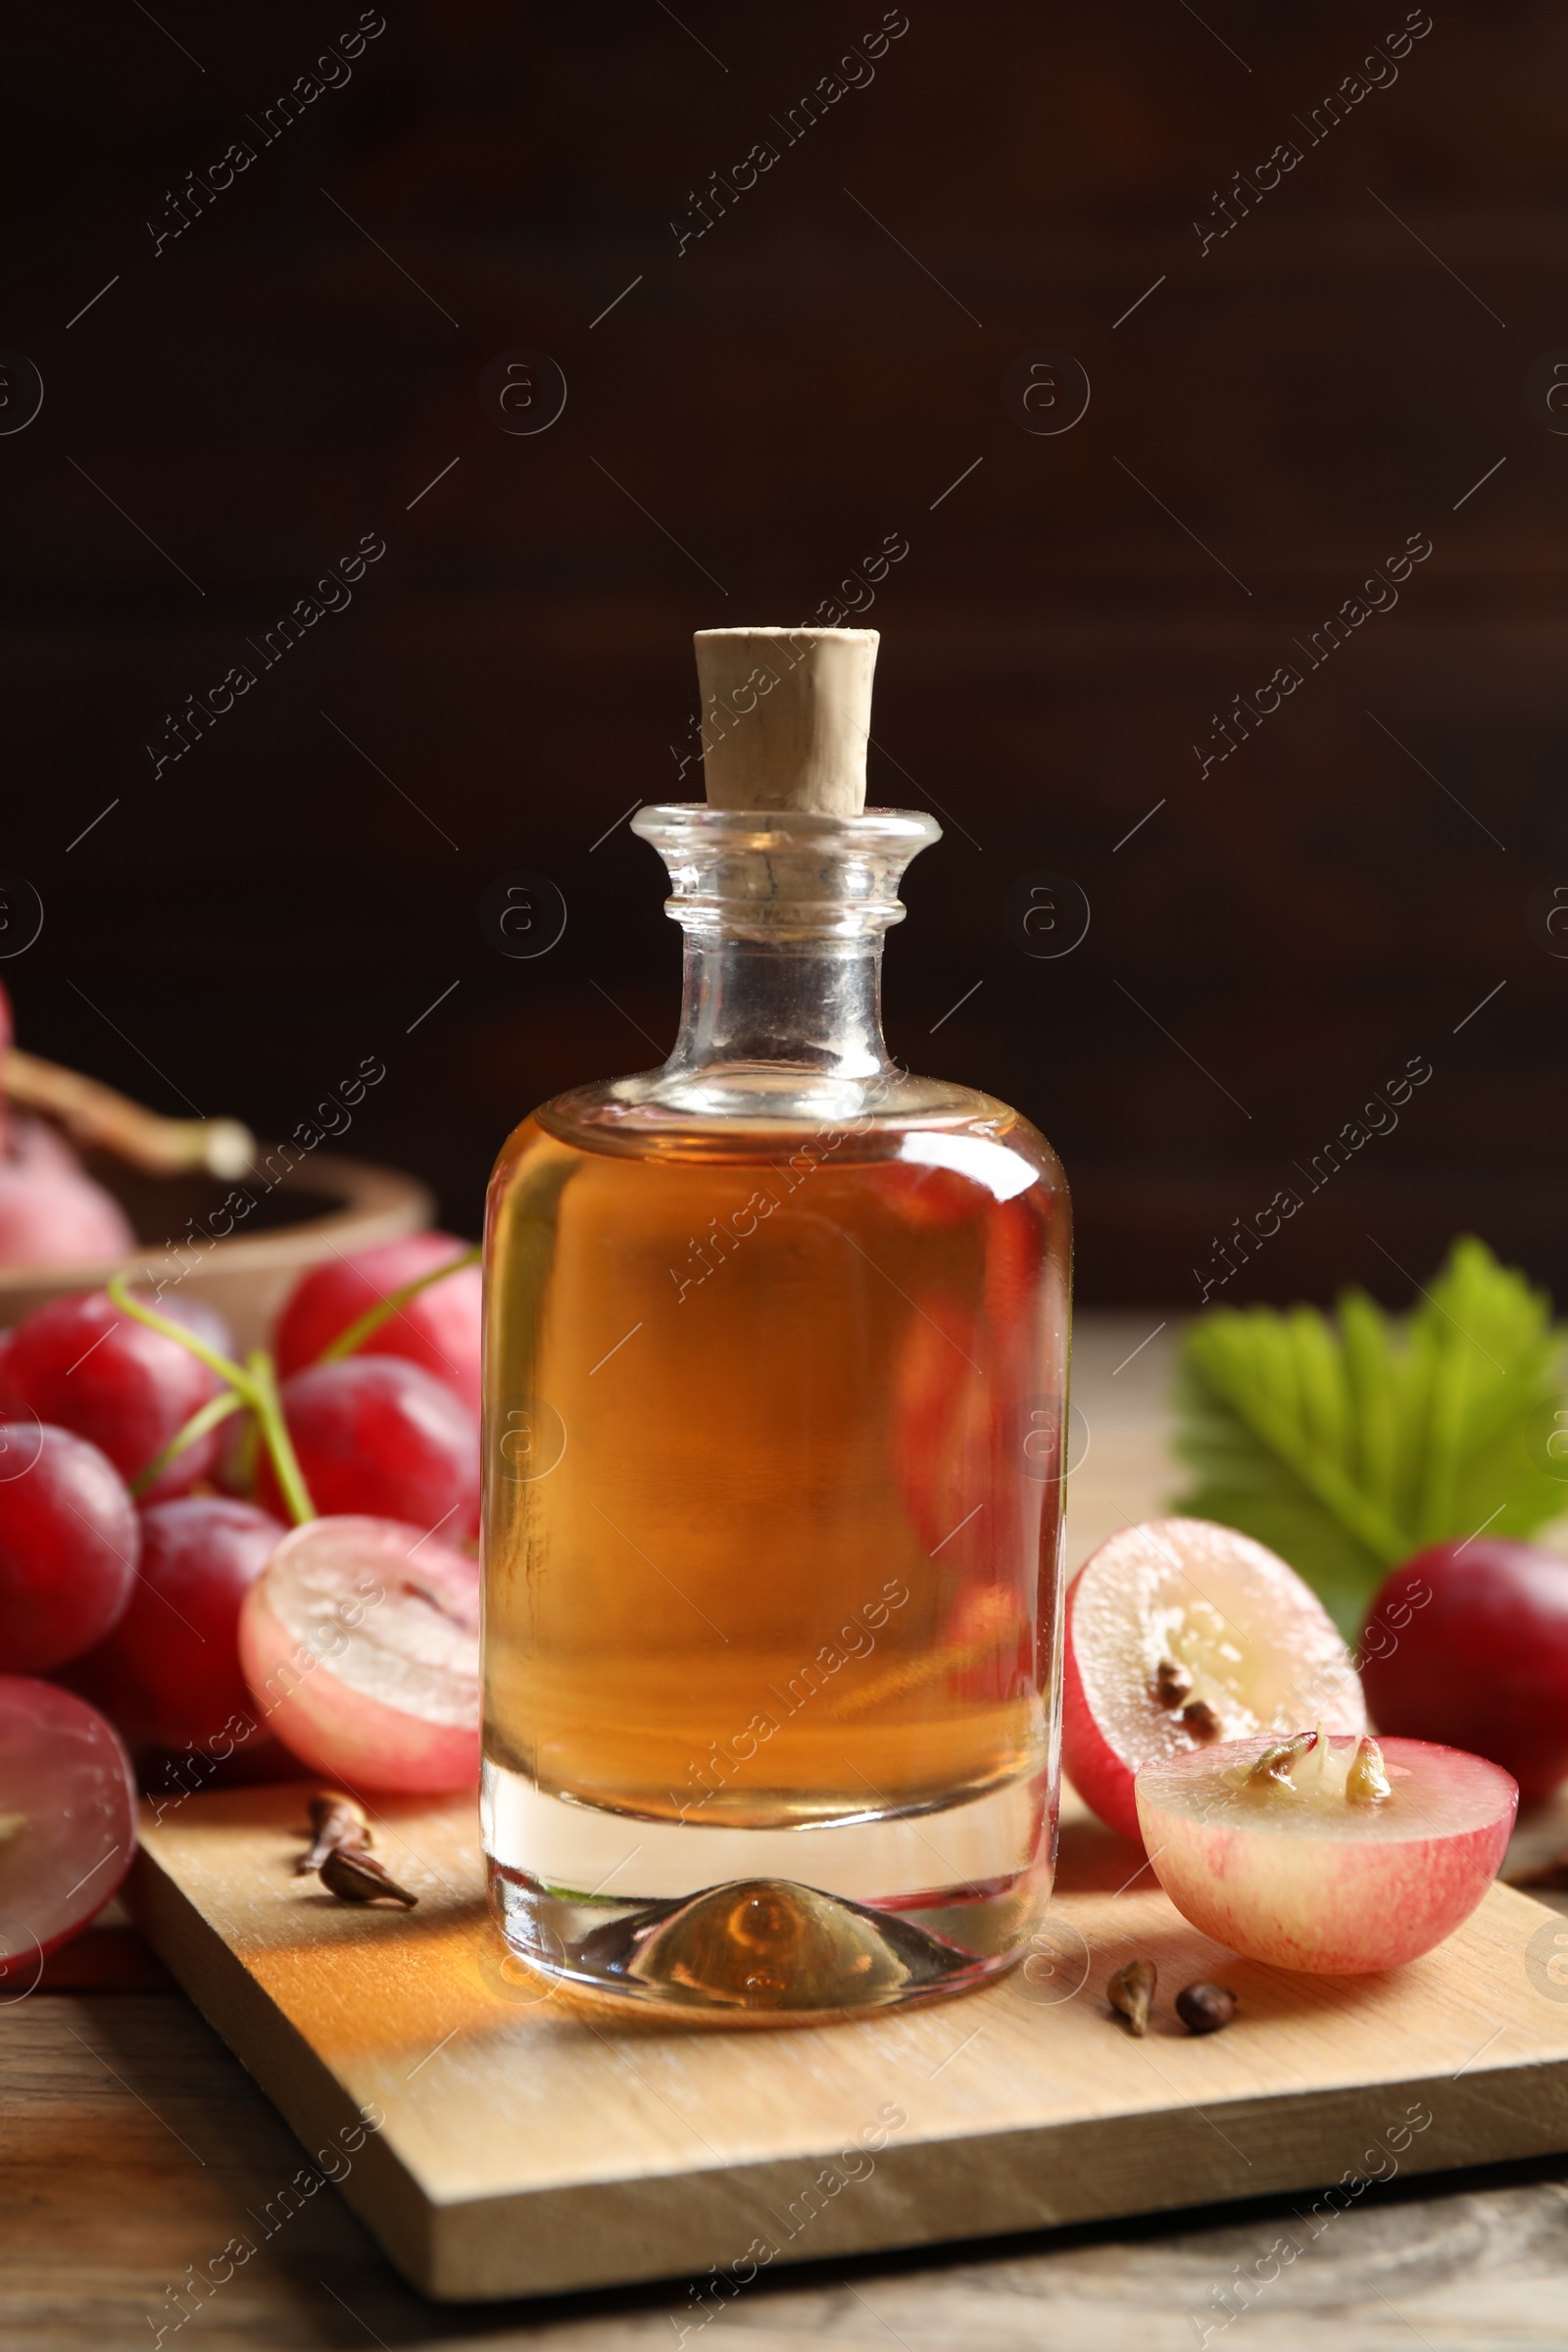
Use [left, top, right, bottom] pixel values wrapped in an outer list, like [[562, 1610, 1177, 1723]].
[[1362, 1540, 1568, 1803], [83, 1496, 285, 1751], [0, 986, 133, 1267], [0, 1676, 136, 1978], [0, 1171, 135, 1269], [256, 1356, 479, 1538], [0, 1424, 139, 1670], [4, 1287, 233, 1502], [275, 1234, 480, 1414], [159, 1292, 237, 1357], [9, 1112, 85, 1178]]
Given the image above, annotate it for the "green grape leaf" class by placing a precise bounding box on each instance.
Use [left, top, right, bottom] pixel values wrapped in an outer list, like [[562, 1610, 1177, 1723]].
[[1171, 1237, 1566, 1641]]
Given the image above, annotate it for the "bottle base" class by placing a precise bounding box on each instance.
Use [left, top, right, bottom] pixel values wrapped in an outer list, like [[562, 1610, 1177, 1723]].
[[482, 1760, 1053, 2018]]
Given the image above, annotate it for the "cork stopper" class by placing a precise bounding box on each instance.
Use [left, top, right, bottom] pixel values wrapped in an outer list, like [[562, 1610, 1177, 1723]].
[[695, 627, 878, 815]]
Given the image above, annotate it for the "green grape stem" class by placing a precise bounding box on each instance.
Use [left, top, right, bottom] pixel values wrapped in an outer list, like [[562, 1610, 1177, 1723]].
[[106, 1276, 247, 1388], [244, 1349, 317, 1525], [129, 1388, 244, 1500], [318, 1242, 481, 1363], [107, 1276, 318, 1525]]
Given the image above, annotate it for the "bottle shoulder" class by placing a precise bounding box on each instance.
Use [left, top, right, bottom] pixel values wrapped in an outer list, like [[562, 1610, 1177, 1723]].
[[490, 1069, 1066, 1194]]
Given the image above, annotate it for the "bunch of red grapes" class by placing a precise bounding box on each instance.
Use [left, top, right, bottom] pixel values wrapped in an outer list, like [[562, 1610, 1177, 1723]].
[[0, 1235, 481, 1976]]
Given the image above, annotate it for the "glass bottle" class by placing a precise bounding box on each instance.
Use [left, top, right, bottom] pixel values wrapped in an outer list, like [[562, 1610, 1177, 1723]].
[[482, 626, 1071, 2015]]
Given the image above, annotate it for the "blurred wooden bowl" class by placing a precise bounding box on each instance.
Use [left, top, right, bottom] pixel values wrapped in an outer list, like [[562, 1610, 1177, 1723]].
[[0, 1150, 434, 1351]]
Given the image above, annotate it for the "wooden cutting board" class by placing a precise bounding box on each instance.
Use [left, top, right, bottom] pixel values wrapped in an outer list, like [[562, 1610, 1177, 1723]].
[[128, 1782, 1568, 2304]]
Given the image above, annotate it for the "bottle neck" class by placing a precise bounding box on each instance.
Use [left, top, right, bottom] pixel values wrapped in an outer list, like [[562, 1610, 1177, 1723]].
[[664, 931, 894, 1084], [619, 803, 941, 1122]]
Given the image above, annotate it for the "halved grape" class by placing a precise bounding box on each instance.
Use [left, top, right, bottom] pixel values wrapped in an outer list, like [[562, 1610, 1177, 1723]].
[[1063, 1518, 1365, 1845], [238, 1515, 479, 1791], [1137, 1732, 1517, 1973]]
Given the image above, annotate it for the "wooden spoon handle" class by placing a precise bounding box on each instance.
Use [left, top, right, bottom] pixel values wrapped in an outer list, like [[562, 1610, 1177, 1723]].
[[3, 1049, 255, 1181]]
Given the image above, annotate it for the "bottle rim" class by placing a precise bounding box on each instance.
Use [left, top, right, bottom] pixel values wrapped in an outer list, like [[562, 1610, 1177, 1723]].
[[631, 804, 940, 848], [631, 803, 941, 938]]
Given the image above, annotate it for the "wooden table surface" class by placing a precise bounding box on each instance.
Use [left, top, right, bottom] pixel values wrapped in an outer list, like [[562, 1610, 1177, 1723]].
[[7, 1317, 1568, 2352]]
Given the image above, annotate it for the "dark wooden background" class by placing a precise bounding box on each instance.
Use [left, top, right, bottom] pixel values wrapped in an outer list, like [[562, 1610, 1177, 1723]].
[[5, 0, 1566, 1306]]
